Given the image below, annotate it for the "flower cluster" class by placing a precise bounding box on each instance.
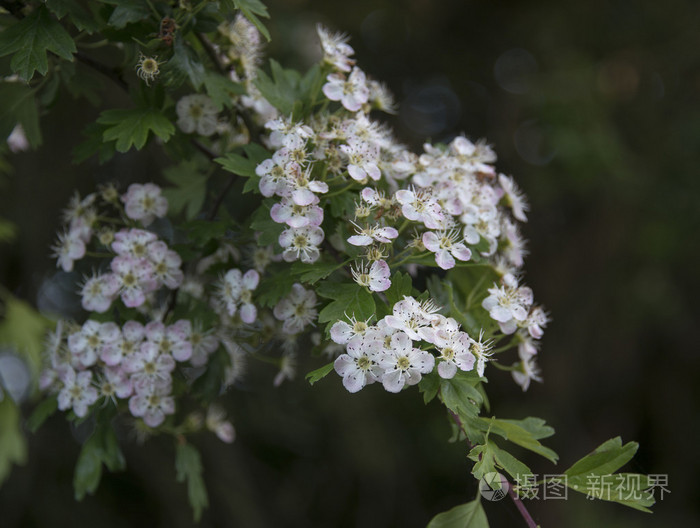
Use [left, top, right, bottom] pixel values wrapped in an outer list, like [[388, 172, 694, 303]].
[[41, 319, 193, 427], [331, 296, 491, 393]]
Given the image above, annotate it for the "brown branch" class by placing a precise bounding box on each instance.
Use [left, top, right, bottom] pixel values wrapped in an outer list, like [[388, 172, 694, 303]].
[[447, 409, 538, 528], [74, 51, 129, 92]]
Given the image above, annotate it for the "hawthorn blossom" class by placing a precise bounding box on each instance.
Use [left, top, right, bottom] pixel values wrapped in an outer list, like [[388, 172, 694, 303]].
[[97, 366, 133, 402], [322, 68, 369, 112], [434, 331, 475, 379], [176, 94, 219, 136], [471, 331, 493, 377], [341, 141, 380, 182], [57, 367, 98, 418], [67, 320, 120, 368], [270, 197, 324, 228], [123, 343, 175, 391], [384, 296, 441, 341], [129, 383, 175, 427], [52, 230, 86, 272], [377, 331, 435, 393], [279, 226, 324, 264], [121, 183, 168, 225], [334, 334, 384, 392], [112, 228, 158, 259], [206, 405, 235, 443], [498, 174, 529, 222], [110, 255, 157, 308], [219, 268, 260, 324], [317, 24, 355, 72], [351, 260, 391, 292], [422, 230, 472, 270], [330, 315, 373, 345], [347, 222, 398, 246], [395, 188, 445, 229], [80, 273, 119, 313], [482, 283, 533, 328], [143, 320, 192, 362], [273, 283, 317, 334], [148, 241, 183, 289], [512, 355, 541, 392]]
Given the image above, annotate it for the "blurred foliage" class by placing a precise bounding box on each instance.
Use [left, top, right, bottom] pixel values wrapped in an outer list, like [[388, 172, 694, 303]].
[[0, 0, 698, 526]]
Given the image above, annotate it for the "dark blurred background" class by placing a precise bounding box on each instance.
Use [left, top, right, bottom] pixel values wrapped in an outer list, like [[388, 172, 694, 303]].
[[1, 0, 699, 526]]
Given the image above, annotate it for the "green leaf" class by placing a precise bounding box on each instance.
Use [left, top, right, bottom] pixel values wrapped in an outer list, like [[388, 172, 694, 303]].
[[317, 282, 376, 328], [101, 0, 150, 29], [215, 152, 258, 178], [483, 417, 558, 463], [162, 160, 208, 220], [291, 260, 345, 284], [418, 370, 440, 404], [166, 35, 205, 89], [233, 0, 270, 41], [73, 424, 125, 500], [0, 83, 41, 148], [0, 292, 52, 375], [97, 107, 175, 152], [439, 371, 484, 420], [489, 441, 532, 482], [73, 122, 116, 164], [384, 271, 413, 306], [249, 201, 283, 246], [26, 396, 58, 433], [175, 443, 209, 522], [202, 72, 246, 110], [563, 437, 655, 512], [427, 499, 490, 528], [0, 219, 17, 243], [254, 59, 300, 115], [564, 437, 637, 480], [255, 271, 296, 308], [0, 399, 27, 486], [305, 362, 334, 385], [0, 5, 76, 81], [45, 0, 101, 33]]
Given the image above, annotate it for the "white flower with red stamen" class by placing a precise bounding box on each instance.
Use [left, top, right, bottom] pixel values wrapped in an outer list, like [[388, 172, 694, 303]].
[[377, 331, 435, 393], [279, 225, 324, 264], [422, 230, 472, 270], [57, 367, 98, 418], [351, 260, 391, 292], [347, 222, 398, 246], [121, 183, 168, 226], [334, 333, 384, 393], [322, 67, 369, 112]]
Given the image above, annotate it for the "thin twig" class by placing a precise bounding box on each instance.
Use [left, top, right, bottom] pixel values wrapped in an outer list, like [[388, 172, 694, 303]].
[[447, 409, 539, 528], [74, 51, 129, 92]]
